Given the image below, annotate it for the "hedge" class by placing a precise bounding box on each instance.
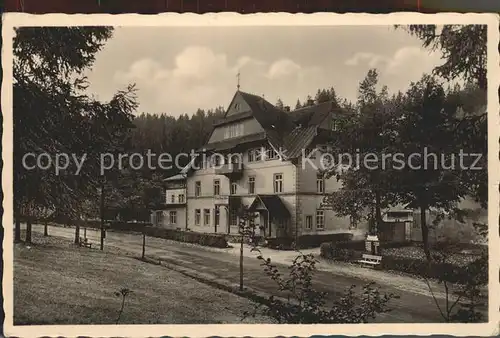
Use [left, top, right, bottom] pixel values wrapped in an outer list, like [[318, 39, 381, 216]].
[[320, 242, 365, 261], [143, 226, 228, 248], [108, 221, 150, 232], [380, 255, 488, 284], [226, 234, 264, 245], [297, 232, 354, 249], [266, 237, 296, 250]]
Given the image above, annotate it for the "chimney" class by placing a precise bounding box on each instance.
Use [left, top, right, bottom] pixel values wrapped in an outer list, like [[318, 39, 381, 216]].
[[284, 106, 290, 112]]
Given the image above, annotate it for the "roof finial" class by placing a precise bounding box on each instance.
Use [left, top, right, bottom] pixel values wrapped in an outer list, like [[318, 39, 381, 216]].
[[236, 71, 240, 91]]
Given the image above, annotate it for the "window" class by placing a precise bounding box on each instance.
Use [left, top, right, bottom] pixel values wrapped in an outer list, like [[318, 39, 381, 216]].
[[214, 207, 220, 227], [201, 155, 209, 169], [248, 176, 256, 194], [230, 212, 238, 226], [230, 181, 237, 195], [234, 103, 240, 111], [195, 209, 201, 225], [255, 147, 264, 161], [227, 153, 241, 165], [169, 211, 177, 225], [305, 215, 313, 230], [316, 174, 325, 193], [213, 179, 220, 196], [212, 154, 222, 166], [204, 209, 211, 226], [157, 211, 164, 224], [316, 210, 325, 230], [224, 123, 243, 139], [266, 146, 278, 160], [171, 194, 175, 203], [248, 149, 255, 162], [178, 194, 185, 203], [273, 173, 283, 193], [195, 181, 201, 197]]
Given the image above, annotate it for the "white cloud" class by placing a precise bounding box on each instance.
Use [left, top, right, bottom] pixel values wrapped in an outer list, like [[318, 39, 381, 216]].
[[385, 46, 440, 74], [266, 59, 302, 79], [344, 52, 388, 68], [345, 47, 441, 76], [114, 47, 319, 115], [344, 46, 443, 98]]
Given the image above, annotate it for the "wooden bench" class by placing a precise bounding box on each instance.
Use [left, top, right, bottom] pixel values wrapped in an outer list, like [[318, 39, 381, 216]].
[[357, 254, 382, 268], [79, 238, 92, 248]]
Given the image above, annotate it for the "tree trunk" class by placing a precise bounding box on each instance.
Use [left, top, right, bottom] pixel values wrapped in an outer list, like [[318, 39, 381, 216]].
[[25, 218, 32, 244], [74, 222, 80, 244], [14, 217, 21, 243], [239, 238, 244, 291], [44, 221, 48, 236], [420, 205, 431, 261], [142, 233, 146, 260], [100, 179, 105, 251]]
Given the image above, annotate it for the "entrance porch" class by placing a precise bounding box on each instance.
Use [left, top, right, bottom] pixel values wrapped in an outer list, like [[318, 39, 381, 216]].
[[248, 195, 291, 239]]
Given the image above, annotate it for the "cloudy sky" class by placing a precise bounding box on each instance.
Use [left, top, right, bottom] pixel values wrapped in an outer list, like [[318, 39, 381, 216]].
[[86, 25, 443, 116]]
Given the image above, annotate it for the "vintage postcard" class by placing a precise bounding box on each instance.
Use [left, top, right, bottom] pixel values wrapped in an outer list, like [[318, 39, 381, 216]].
[[2, 11, 499, 337]]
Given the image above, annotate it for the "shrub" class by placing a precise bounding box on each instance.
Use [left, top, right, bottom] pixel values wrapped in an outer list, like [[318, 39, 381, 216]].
[[379, 241, 413, 249], [226, 234, 264, 245], [380, 255, 487, 285], [244, 252, 396, 323], [297, 233, 353, 249], [266, 237, 295, 250], [143, 226, 228, 248], [320, 241, 364, 261], [105, 221, 152, 232]]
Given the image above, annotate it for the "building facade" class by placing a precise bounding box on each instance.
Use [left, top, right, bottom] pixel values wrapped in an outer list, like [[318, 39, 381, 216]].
[[152, 90, 370, 242]]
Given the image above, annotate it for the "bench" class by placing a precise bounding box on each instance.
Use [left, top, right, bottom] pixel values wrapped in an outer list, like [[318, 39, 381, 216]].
[[357, 254, 382, 268], [79, 238, 92, 248]]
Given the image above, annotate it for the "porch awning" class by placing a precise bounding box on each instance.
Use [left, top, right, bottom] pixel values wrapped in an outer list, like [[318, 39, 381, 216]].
[[248, 195, 290, 219]]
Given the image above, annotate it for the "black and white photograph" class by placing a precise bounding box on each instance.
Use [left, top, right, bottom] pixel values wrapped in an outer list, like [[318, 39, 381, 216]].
[[2, 12, 499, 337]]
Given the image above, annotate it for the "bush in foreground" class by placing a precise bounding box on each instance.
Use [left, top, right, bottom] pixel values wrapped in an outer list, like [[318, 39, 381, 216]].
[[244, 252, 396, 323]]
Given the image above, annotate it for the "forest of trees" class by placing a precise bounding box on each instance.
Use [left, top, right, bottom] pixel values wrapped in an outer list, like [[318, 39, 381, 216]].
[[14, 25, 487, 260]]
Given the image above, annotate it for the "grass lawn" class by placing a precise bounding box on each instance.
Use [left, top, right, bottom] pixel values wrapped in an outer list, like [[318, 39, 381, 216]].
[[14, 233, 272, 325]]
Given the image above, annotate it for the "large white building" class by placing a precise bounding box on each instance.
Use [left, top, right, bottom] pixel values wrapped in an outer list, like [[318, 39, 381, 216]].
[[151, 89, 370, 243]]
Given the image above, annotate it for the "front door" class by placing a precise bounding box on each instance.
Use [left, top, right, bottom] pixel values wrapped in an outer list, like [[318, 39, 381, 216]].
[[260, 212, 269, 237]]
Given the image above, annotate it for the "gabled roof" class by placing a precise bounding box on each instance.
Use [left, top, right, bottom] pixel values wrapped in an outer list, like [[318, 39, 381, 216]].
[[288, 101, 340, 127], [238, 91, 295, 131], [186, 91, 349, 173]]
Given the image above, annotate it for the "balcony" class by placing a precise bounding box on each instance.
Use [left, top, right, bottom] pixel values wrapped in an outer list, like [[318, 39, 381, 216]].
[[214, 163, 244, 177]]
